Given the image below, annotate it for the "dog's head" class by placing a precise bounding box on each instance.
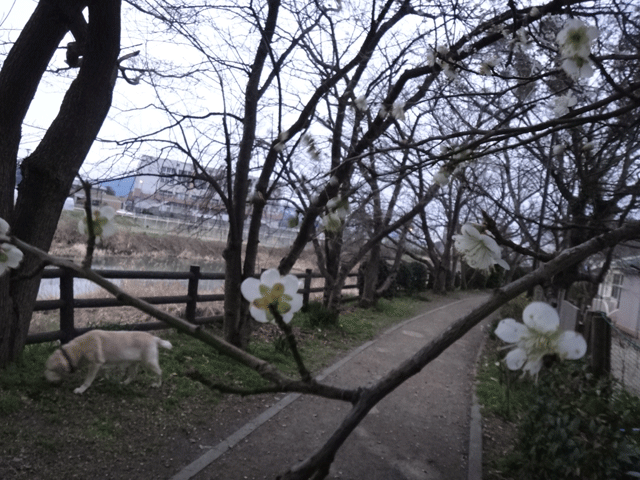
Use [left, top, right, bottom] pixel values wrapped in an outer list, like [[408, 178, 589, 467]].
[[44, 349, 72, 383]]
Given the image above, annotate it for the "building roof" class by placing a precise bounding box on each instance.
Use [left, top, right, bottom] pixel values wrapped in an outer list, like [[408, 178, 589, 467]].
[[100, 178, 136, 197]]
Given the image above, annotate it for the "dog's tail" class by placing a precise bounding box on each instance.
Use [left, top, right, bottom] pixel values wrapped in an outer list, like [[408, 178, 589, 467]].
[[157, 338, 173, 350]]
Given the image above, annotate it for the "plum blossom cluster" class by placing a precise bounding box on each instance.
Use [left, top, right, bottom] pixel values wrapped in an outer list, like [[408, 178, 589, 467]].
[[241, 268, 303, 324], [495, 301, 587, 376], [0, 218, 24, 276], [322, 196, 350, 233], [556, 19, 598, 79], [453, 224, 509, 271], [78, 206, 116, 239]]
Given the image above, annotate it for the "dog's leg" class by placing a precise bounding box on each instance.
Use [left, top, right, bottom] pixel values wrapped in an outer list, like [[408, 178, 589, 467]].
[[122, 363, 138, 385], [74, 363, 103, 394], [149, 361, 163, 388]]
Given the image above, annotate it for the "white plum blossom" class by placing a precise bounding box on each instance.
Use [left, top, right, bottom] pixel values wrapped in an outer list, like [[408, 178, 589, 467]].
[[561, 56, 595, 79], [556, 19, 598, 79], [322, 211, 343, 232], [277, 130, 290, 142], [354, 96, 368, 112], [515, 27, 531, 49], [557, 19, 599, 59], [0, 217, 24, 276], [391, 102, 406, 121], [441, 63, 458, 80], [553, 93, 578, 116], [0, 218, 9, 236], [478, 56, 499, 76], [495, 301, 587, 376], [241, 269, 303, 324], [433, 169, 450, 186], [78, 206, 116, 239], [453, 224, 509, 271], [426, 51, 436, 67], [322, 196, 350, 232]]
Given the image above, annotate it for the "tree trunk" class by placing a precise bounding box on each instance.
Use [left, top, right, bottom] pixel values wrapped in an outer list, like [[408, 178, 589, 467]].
[[0, 0, 121, 367], [359, 243, 381, 309]]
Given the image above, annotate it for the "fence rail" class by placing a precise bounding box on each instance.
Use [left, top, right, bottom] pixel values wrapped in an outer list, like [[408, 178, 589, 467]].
[[27, 267, 358, 345]]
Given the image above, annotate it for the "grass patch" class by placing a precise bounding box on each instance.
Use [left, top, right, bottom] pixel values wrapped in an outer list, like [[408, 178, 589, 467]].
[[0, 294, 428, 479]]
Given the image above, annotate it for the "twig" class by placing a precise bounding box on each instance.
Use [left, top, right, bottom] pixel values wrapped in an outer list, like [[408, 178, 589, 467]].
[[270, 303, 311, 382]]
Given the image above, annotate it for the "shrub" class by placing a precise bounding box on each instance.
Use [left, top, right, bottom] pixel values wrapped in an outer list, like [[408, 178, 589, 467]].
[[504, 362, 640, 480], [396, 262, 429, 294], [300, 301, 339, 328]]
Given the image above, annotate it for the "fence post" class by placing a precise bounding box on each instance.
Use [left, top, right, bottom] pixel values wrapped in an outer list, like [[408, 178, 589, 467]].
[[186, 265, 200, 323], [303, 269, 312, 307], [59, 268, 76, 343], [587, 312, 611, 376]]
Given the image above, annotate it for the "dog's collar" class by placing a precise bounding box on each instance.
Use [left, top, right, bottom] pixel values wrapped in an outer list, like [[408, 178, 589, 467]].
[[59, 347, 76, 373]]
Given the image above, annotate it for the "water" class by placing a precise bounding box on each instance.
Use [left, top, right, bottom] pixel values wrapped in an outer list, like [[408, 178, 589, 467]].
[[38, 256, 225, 300]]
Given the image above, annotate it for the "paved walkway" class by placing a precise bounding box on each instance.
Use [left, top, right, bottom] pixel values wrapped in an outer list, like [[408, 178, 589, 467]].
[[172, 294, 491, 480]]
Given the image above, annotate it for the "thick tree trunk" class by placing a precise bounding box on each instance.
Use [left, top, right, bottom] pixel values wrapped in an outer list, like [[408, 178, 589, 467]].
[[0, 0, 121, 367]]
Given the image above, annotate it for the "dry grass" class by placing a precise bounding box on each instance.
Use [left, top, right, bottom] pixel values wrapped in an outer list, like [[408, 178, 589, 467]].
[[30, 278, 225, 335]]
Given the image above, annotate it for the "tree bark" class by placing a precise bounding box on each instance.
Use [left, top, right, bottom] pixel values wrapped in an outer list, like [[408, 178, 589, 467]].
[[0, 0, 121, 367]]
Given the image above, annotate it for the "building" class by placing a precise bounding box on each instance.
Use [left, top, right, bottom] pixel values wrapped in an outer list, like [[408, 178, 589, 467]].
[[71, 181, 125, 212], [125, 156, 227, 220], [592, 249, 640, 337]]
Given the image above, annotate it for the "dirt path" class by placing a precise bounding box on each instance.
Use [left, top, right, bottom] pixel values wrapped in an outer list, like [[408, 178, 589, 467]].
[[172, 293, 491, 480]]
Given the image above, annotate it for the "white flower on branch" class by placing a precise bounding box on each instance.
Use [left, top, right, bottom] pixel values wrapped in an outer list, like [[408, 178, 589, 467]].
[[391, 102, 406, 121], [453, 224, 509, 271], [0, 217, 24, 276], [78, 206, 116, 239], [354, 96, 368, 112], [561, 56, 595, 79], [241, 269, 303, 324], [433, 169, 450, 186], [495, 301, 587, 376], [557, 19, 598, 60], [441, 64, 458, 80], [322, 196, 350, 232], [553, 93, 578, 116], [556, 19, 598, 79]]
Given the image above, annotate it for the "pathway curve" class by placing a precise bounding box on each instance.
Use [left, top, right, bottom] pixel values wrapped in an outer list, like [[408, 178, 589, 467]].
[[173, 293, 491, 480]]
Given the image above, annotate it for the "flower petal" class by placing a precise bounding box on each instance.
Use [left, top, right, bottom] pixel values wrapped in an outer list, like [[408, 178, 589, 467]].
[[522, 301, 559, 332], [495, 258, 510, 270], [280, 274, 301, 295], [522, 357, 544, 376], [99, 206, 116, 220], [556, 331, 587, 360], [260, 268, 281, 287], [0, 218, 9, 236], [505, 348, 528, 370], [241, 277, 261, 302], [495, 319, 528, 343], [249, 305, 269, 323]]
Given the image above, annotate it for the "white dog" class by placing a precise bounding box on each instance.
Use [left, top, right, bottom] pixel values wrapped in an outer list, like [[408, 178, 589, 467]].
[[44, 330, 172, 394]]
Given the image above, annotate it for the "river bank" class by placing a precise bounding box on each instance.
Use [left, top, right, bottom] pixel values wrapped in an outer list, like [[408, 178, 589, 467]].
[[49, 211, 317, 274]]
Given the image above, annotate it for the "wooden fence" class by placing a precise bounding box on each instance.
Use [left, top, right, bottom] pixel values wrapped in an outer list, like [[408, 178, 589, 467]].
[[27, 266, 358, 345]]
